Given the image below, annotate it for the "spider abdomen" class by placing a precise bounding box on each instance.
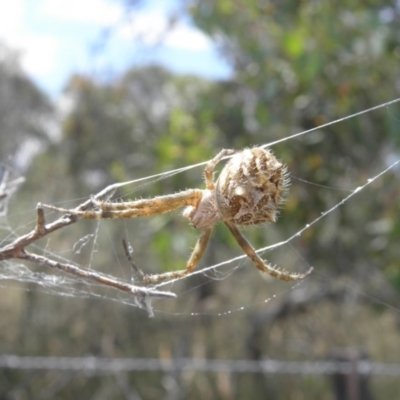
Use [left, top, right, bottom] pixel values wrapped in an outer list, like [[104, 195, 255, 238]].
[[215, 148, 288, 225]]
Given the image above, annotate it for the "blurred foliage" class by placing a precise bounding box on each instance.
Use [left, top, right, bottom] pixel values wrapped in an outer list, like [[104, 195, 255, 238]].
[[62, 66, 216, 186], [1, 0, 400, 399], [0, 42, 53, 161]]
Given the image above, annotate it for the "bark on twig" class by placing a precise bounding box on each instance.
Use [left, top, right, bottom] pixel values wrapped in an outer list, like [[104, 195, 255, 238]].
[[0, 184, 176, 316]]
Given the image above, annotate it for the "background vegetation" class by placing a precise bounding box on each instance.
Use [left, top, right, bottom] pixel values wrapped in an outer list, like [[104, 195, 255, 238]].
[[1, 0, 400, 398]]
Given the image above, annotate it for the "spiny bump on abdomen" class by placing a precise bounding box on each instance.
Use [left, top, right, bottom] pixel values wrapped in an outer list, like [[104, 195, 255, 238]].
[[215, 147, 288, 225]]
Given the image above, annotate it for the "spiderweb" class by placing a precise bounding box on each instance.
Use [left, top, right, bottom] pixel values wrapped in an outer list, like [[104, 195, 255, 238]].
[[1, 98, 400, 318]]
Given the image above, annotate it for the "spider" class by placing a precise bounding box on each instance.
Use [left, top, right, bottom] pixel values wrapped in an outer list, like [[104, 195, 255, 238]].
[[42, 147, 313, 283]]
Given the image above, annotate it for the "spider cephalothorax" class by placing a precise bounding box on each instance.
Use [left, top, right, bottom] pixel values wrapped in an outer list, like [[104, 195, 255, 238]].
[[43, 147, 313, 283]]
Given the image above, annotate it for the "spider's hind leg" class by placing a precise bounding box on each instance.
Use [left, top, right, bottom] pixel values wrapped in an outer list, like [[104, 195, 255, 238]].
[[224, 221, 313, 281]]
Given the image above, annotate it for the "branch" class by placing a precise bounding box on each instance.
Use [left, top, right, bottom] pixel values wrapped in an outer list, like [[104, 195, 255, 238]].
[[0, 187, 176, 316]]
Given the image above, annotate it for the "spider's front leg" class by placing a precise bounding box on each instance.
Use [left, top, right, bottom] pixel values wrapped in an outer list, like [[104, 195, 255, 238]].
[[143, 228, 213, 283], [41, 189, 203, 220], [203, 149, 238, 189], [225, 222, 313, 281]]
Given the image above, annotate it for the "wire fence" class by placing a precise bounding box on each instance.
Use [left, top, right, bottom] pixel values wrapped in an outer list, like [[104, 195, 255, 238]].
[[1, 355, 400, 376]]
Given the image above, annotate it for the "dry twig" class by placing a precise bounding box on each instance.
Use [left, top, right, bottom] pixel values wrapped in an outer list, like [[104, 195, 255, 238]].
[[0, 182, 176, 316]]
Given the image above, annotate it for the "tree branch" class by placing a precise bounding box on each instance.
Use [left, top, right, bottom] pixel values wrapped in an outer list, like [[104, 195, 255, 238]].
[[0, 184, 176, 316]]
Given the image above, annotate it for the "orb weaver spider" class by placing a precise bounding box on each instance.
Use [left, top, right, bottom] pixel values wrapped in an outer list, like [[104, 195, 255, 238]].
[[42, 147, 313, 283]]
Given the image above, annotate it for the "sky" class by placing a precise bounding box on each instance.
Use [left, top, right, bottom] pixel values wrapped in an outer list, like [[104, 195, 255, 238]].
[[0, 0, 232, 97]]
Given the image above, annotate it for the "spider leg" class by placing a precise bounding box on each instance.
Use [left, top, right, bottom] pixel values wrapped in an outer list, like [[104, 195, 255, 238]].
[[143, 228, 213, 283], [224, 222, 313, 281], [94, 190, 202, 212], [41, 189, 203, 220], [204, 149, 238, 189]]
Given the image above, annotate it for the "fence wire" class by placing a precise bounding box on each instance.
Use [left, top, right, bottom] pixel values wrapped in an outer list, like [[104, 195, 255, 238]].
[[1, 356, 400, 376]]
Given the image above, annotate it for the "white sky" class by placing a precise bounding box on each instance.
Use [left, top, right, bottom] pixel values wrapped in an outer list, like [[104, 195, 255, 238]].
[[0, 0, 231, 97]]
